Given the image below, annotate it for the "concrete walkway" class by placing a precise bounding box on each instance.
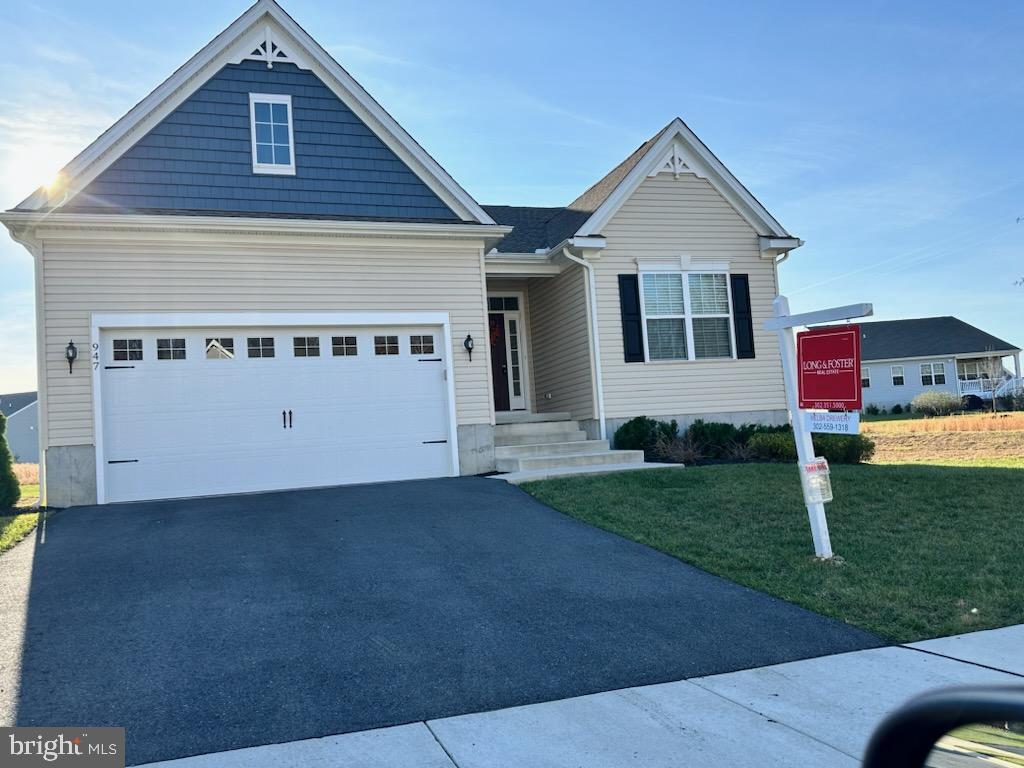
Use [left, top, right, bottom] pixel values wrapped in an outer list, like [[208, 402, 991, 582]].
[[141, 625, 1024, 767]]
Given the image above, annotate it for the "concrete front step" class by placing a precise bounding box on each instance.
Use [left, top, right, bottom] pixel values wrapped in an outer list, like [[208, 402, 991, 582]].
[[494, 420, 589, 440], [494, 429, 589, 447], [500, 449, 645, 473], [495, 411, 573, 425], [494, 462, 679, 484], [496, 439, 610, 460]]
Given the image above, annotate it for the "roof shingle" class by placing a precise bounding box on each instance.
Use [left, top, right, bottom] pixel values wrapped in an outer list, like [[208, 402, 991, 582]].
[[859, 317, 1019, 360]]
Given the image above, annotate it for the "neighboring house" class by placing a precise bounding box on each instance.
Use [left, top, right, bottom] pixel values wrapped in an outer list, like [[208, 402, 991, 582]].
[[859, 317, 1022, 410], [0, 391, 39, 463], [1, 0, 802, 507]]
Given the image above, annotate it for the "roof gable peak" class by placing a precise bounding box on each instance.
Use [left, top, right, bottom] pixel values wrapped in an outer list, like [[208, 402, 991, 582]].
[[19, 0, 494, 225], [568, 117, 791, 242]]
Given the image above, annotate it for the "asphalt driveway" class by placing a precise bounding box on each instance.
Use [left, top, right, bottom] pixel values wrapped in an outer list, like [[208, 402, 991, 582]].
[[2, 476, 881, 764]]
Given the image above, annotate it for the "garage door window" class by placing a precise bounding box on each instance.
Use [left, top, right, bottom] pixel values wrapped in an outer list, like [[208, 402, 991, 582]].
[[156, 338, 186, 360], [205, 338, 235, 359], [247, 337, 275, 358], [374, 335, 399, 355], [410, 335, 434, 355], [332, 336, 357, 356], [293, 336, 320, 357], [113, 339, 143, 361]]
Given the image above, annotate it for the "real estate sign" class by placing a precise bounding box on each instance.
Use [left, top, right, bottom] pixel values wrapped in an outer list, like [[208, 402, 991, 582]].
[[807, 410, 860, 434], [797, 325, 862, 411]]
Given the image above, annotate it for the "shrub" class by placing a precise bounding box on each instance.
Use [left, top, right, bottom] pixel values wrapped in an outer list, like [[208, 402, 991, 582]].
[[748, 431, 797, 462], [684, 420, 738, 459], [911, 390, 961, 417], [652, 434, 703, 464], [864, 404, 880, 416], [891, 403, 903, 415], [814, 433, 876, 464], [0, 414, 21, 511], [747, 428, 875, 464], [614, 416, 678, 460]]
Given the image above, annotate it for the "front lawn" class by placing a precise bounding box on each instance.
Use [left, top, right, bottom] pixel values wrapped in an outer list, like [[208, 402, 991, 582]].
[[522, 463, 1024, 643], [0, 511, 40, 555]]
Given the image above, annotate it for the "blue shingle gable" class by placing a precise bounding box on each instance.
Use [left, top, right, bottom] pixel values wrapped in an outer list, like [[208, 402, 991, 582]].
[[65, 60, 460, 221]]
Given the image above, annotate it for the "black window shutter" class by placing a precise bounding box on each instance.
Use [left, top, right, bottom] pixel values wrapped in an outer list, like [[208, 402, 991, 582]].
[[730, 274, 755, 359], [618, 274, 645, 363]]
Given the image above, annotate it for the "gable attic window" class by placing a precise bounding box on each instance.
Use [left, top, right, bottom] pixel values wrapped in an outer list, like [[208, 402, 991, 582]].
[[249, 93, 295, 175]]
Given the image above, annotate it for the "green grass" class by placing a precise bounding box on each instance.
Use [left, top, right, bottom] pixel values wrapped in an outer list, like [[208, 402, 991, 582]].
[[951, 723, 1024, 750], [522, 463, 1024, 643], [0, 511, 40, 555], [874, 456, 1024, 469], [17, 484, 39, 505]]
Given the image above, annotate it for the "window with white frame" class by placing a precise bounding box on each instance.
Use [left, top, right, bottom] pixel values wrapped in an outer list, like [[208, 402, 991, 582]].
[[861, 366, 870, 388], [293, 336, 320, 357], [247, 337, 275, 358], [113, 338, 143, 361], [331, 336, 357, 356], [205, 337, 235, 359], [156, 338, 186, 360], [891, 365, 905, 386], [249, 94, 295, 174], [410, 335, 434, 355], [957, 361, 986, 381], [640, 271, 733, 361], [374, 335, 399, 355], [921, 362, 946, 386]]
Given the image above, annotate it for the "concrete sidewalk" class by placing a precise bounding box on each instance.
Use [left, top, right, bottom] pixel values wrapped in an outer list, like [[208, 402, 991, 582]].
[[141, 625, 1024, 768]]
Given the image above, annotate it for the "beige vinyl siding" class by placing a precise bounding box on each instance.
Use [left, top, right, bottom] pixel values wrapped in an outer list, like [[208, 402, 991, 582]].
[[595, 173, 786, 418], [527, 265, 595, 419], [40, 237, 490, 447]]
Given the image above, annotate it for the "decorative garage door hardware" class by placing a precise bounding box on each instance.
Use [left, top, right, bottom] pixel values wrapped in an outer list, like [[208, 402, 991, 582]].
[[422, 439, 448, 444], [107, 459, 139, 464], [104, 365, 135, 369], [418, 358, 443, 362], [282, 409, 293, 428]]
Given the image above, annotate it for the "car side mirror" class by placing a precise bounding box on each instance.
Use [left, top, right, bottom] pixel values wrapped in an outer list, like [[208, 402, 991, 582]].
[[862, 686, 1024, 768]]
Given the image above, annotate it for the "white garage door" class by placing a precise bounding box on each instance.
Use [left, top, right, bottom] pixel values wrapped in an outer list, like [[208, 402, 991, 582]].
[[98, 324, 453, 503]]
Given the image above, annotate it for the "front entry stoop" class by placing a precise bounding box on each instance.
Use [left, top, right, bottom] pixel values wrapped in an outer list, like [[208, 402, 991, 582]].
[[490, 412, 676, 484]]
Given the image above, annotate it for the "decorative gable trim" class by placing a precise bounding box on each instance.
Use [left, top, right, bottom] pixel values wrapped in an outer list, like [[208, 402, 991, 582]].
[[19, 0, 495, 226], [647, 140, 707, 181], [574, 118, 791, 242], [232, 24, 311, 70]]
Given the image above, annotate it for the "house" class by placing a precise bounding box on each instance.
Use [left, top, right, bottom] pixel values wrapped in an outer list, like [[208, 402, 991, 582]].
[[859, 317, 1022, 410], [1, 0, 801, 507], [0, 392, 39, 463]]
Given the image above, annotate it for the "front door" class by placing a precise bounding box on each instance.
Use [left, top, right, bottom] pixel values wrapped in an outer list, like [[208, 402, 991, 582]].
[[488, 295, 528, 411], [489, 313, 510, 411]]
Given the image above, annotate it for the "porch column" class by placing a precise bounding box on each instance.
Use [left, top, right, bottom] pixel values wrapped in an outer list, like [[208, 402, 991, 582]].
[[1015, 352, 1021, 381]]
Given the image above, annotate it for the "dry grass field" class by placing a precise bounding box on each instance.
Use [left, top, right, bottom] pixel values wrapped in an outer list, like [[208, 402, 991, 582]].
[[12, 463, 38, 485], [862, 411, 1024, 434], [862, 412, 1024, 466]]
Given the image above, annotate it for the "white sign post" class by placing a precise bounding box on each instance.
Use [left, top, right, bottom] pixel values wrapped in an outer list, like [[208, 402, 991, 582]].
[[764, 295, 873, 559]]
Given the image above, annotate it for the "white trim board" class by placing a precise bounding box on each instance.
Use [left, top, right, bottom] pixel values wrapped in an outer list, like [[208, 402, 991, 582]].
[[17, 0, 495, 226], [90, 310, 460, 504], [573, 119, 792, 242]]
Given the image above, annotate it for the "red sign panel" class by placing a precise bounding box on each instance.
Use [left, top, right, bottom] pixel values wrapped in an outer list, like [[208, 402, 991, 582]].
[[797, 325, 862, 410]]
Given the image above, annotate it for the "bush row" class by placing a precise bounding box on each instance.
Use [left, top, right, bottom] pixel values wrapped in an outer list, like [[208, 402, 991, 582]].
[[613, 416, 874, 465]]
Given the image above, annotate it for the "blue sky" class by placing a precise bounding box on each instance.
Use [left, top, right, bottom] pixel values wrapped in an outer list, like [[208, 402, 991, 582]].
[[1, 0, 1022, 391]]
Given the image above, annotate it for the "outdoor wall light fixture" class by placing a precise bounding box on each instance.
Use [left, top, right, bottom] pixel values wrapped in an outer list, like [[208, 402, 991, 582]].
[[463, 334, 474, 361], [65, 339, 78, 373]]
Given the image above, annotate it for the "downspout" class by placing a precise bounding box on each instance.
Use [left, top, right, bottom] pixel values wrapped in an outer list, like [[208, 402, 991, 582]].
[[560, 247, 607, 440]]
